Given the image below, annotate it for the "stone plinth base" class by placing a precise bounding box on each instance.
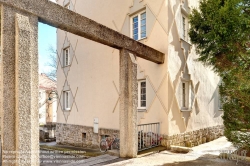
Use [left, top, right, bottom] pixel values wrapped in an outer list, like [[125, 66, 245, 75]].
[[56, 123, 119, 148], [161, 125, 224, 149]]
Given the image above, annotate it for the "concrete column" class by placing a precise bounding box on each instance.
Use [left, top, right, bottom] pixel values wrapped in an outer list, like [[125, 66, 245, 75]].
[[1, 5, 39, 165], [119, 49, 138, 158]]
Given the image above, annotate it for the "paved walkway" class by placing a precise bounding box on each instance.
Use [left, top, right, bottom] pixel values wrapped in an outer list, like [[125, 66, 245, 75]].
[[106, 137, 250, 166], [61, 154, 119, 166], [54, 137, 250, 166]]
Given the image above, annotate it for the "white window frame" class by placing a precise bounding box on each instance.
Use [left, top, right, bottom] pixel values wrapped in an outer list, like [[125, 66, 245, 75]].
[[182, 15, 186, 40], [130, 10, 146, 41], [63, 91, 70, 111], [218, 89, 223, 111], [179, 78, 194, 111], [63, 47, 70, 67], [138, 80, 146, 110], [181, 80, 190, 110], [181, 8, 189, 42]]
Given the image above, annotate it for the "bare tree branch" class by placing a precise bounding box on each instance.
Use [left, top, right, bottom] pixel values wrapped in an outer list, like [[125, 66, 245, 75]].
[[45, 45, 57, 81]]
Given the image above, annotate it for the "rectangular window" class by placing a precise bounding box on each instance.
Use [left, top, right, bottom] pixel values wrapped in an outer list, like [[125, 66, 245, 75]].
[[218, 97, 222, 110], [182, 81, 189, 109], [63, 91, 70, 110], [131, 11, 146, 40], [182, 82, 186, 107], [82, 133, 87, 140], [133, 16, 139, 40], [218, 89, 223, 110], [140, 12, 146, 39], [182, 16, 186, 39], [138, 80, 146, 109], [63, 47, 70, 67]]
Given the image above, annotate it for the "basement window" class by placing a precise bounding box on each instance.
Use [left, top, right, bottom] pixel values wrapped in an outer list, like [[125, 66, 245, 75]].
[[82, 133, 87, 140]]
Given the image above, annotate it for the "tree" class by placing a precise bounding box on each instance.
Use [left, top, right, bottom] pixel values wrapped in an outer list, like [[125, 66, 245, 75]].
[[189, 0, 250, 149], [40, 45, 58, 124], [45, 45, 57, 81]]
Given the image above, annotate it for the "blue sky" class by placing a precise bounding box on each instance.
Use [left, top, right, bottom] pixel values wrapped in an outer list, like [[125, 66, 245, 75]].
[[38, 23, 57, 73], [38, 0, 57, 74]]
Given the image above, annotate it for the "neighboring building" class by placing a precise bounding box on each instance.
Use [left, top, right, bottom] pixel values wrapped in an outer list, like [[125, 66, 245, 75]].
[[56, 0, 223, 148], [39, 73, 57, 125]]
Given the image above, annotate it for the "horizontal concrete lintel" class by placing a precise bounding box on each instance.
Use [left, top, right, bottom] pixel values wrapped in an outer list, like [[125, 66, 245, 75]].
[[0, 0, 165, 64]]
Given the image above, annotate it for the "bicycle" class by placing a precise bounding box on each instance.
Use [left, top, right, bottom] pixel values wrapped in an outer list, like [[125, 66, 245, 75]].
[[100, 135, 120, 152]]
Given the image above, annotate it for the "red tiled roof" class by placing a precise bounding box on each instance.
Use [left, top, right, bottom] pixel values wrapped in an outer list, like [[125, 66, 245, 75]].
[[39, 73, 56, 90]]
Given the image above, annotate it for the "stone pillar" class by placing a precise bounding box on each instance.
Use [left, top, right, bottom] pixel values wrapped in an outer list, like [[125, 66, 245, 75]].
[[119, 49, 138, 158], [1, 5, 39, 165]]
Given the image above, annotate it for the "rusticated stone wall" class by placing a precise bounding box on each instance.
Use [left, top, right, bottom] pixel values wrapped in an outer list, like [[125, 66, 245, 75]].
[[56, 123, 119, 148], [161, 125, 224, 149], [56, 123, 224, 150]]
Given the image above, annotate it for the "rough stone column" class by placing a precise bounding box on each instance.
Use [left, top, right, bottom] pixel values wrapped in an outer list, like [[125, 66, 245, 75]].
[[1, 5, 39, 165], [119, 49, 138, 158]]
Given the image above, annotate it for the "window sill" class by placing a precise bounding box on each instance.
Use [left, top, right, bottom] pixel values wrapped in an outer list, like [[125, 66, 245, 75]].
[[63, 109, 71, 111], [180, 108, 192, 112], [180, 38, 192, 46], [181, 6, 189, 16], [132, 37, 147, 42], [138, 109, 147, 112], [62, 65, 70, 68], [137, 37, 147, 42], [218, 109, 223, 111]]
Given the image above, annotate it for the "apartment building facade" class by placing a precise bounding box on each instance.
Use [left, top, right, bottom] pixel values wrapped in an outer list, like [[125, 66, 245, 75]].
[[56, 0, 223, 148]]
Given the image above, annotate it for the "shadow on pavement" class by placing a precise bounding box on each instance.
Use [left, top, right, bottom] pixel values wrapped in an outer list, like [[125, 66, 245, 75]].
[[162, 154, 250, 166]]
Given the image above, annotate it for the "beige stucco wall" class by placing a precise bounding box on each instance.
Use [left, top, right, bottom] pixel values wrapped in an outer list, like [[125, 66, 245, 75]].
[[56, 0, 223, 135], [39, 90, 57, 125]]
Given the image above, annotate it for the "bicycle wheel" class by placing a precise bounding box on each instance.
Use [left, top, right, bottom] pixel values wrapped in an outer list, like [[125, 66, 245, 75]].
[[100, 139, 108, 152], [111, 139, 120, 150]]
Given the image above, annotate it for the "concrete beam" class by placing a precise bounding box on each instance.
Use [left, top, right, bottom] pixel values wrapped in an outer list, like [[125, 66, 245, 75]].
[[0, 0, 165, 64], [119, 49, 138, 157], [1, 5, 39, 165]]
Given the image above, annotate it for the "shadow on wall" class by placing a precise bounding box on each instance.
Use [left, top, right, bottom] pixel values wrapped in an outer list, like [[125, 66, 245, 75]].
[[168, 81, 186, 133], [167, 0, 186, 89], [167, 0, 187, 134], [209, 87, 223, 118]]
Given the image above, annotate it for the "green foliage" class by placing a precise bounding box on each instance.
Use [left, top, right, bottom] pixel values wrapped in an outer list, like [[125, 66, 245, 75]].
[[189, 0, 250, 72], [189, 0, 250, 149]]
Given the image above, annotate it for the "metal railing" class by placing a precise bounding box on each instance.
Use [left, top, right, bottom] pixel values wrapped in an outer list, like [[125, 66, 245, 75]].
[[137, 122, 161, 151]]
